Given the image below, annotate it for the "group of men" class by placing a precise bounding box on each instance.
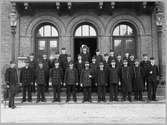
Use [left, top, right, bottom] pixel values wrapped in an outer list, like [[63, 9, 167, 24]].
[[5, 45, 159, 109]]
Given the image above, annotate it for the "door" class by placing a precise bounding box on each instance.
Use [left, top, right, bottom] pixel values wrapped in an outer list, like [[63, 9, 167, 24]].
[[112, 23, 136, 57], [113, 37, 136, 57], [35, 24, 59, 58], [36, 38, 58, 58], [74, 38, 97, 60]]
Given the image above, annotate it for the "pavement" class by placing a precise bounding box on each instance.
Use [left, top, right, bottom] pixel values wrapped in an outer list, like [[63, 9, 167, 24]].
[[1, 101, 166, 123]]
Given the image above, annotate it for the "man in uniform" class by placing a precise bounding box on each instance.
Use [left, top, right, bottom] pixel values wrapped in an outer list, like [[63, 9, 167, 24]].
[[80, 61, 92, 103], [29, 53, 36, 93], [133, 59, 144, 101], [80, 45, 90, 63], [42, 53, 50, 92], [95, 49, 103, 66], [108, 50, 116, 64], [140, 54, 151, 91], [147, 57, 159, 101], [5, 61, 18, 109], [109, 60, 120, 101], [20, 60, 34, 102], [64, 62, 78, 102], [50, 60, 63, 102], [121, 59, 133, 102], [59, 48, 68, 82], [36, 61, 46, 103], [90, 56, 97, 92], [96, 62, 107, 102]]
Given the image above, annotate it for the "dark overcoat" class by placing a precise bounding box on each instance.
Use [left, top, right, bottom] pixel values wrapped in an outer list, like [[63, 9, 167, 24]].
[[133, 66, 145, 91], [80, 69, 92, 87], [90, 63, 98, 79], [80, 53, 90, 63], [64, 68, 78, 85], [59, 54, 68, 70], [109, 67, 120, 84], [95, 55, 103, 65], [5, 67, 18, 86], [147, 65, 159, 82], [35, 67, 46, 85], [96, 69, 107, 86], [140, 60, 151, 77], [75, 61, 84, 83], [120, 66, 134, 92], [20, 67, 34, 84], [50, 67, 63, 85]]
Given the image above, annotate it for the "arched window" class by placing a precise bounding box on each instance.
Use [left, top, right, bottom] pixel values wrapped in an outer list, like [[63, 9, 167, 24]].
[[112, 23, 136, 56], [35, 24, 59, 57], [74, 24, 97, 37]]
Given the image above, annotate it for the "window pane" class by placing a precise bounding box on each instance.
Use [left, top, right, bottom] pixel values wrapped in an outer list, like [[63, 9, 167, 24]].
[[51, 26, 58, 37], [44, 25, 51, 36], [75, 26, 82, 36], [39, 40, 46, 50], [89, 26, 97, 36], [113, 26, 119, 36], [125, 39, 134, 49], [127, 26, 133, 35], [50, 40, 57, 48], [82, 25, 89, 36], [38, 27, 44, 37], [120, 25, 127, 36], [114, 39, 122, 49]]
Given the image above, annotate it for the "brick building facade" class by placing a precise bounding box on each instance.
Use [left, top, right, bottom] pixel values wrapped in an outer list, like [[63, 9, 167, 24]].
[[0, 0, 166, 84]]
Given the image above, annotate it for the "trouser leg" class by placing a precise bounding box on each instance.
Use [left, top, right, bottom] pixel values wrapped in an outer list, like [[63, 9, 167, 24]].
[[37, 85, 40, 101], [66, 85, 71, 101], [28, 84, 32, 101], [128, 92, 132, 102], [152, 81, 157, 100], [102, 86, 106, 101], [97, 86, 101, 101], [41, 85, 45, 101], [83, 87, 87, 102], [22, 85, 26, 101], [114, 84, 118, 101], [88, 87, 91, 102], [72, 85, 77, 101], [147, 82, 152, 100], [57, 85, 61, 101]]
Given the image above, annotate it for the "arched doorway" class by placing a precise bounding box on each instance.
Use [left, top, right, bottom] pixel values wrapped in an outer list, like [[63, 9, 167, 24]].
[[112, 22, 136, 57], [35, 23, 59, 58], [74, 23, 98, 60]]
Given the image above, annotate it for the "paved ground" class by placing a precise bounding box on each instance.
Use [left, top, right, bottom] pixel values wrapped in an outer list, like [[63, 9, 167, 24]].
[[1, 102, 166, 123]]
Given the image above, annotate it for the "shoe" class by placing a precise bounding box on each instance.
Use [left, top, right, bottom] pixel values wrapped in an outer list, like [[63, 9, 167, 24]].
[[36, 100, 40, 103], [21, 100, 26, 103], [11, 106, 16, 109]]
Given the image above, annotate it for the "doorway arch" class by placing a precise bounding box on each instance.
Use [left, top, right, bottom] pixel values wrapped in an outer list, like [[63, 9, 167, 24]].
[[73, 22, 98, 60]]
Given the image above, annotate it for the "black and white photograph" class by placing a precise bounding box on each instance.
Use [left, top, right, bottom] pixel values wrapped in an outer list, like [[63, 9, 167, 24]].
[[0, 0, 166, 124]]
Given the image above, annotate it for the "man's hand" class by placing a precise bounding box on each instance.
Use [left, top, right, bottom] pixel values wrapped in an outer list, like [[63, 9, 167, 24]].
[[76, 82, 78, 86], [6, 85, 9, 88], [95, 83, 97, 86]]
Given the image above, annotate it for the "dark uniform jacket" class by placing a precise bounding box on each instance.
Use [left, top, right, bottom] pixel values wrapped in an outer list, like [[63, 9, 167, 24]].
[[20, 67, 34, 84], [42, 59, 50, 80], [64, 68, 78, 85], [5, 67, 18, 86], [75, 61, 84, 83], [29, 59, 36, 80], [95, 55, 103, 65], [90, 63, 97, 79], [80, 69, 92, 87], [133, 66, 145, 90], [129, 60, 135, 68], [59, 54, 68, 70], [103, 60, 110, 83], [147, 64, 159, 82], [121, 66, 134, 92], [50, 67, 63, 85], [96, 69, 107, 86], [35, 67, 46, 85], [140, 60, 151, 77], [109, 67, 120, 84], [80, 53, 90, 63]]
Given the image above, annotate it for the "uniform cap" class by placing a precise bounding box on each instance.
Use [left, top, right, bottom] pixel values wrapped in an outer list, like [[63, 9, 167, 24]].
[[104, 53, 109, 56], [96, 49, 100, 52], [85, 61, 89, 65], [143, 53, 148, 57], [99, 62, 104, 65], [150, 57, 155, 60], [10, 60, 15, 64]]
